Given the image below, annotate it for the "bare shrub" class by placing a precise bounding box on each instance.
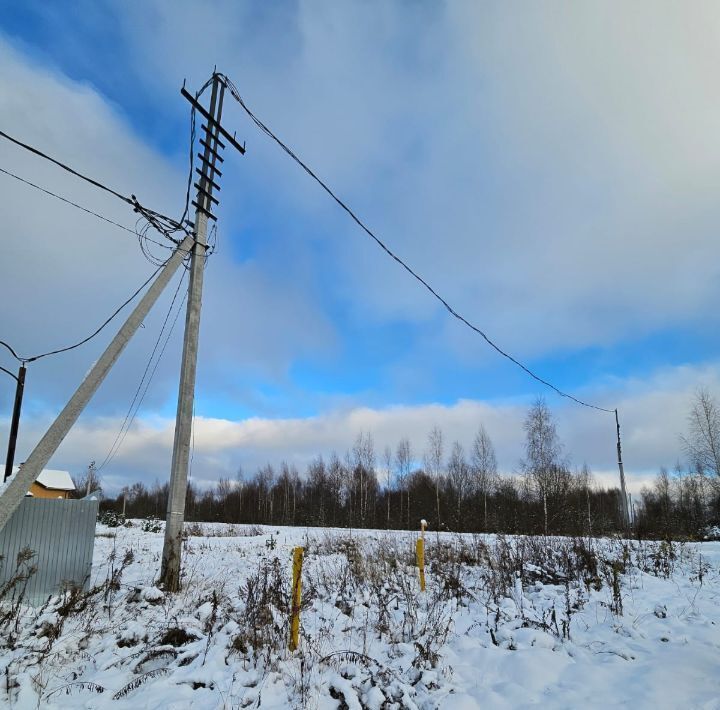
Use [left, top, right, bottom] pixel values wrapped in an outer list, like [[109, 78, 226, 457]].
[[230, 557, 290, 659]]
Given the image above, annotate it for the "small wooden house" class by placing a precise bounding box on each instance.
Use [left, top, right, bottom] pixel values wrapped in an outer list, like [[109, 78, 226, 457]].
[[11, 466, 76, 499]]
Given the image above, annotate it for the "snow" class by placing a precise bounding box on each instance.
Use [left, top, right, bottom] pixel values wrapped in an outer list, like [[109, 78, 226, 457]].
[[1, 522, 719, 708], [11, 466, 75, 491]]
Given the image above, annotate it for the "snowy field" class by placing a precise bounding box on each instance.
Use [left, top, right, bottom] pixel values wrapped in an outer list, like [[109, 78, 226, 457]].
[[1, 521, 720, 709]]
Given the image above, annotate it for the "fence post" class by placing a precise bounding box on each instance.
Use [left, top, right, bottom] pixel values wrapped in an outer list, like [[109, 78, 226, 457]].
[[289, 546, 304, 651], [417, 519, 427, 592]]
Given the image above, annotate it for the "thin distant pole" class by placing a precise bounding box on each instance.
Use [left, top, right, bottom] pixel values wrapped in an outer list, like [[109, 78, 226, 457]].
[[3, 363, 26, 482], [615, 409, 630, 530]]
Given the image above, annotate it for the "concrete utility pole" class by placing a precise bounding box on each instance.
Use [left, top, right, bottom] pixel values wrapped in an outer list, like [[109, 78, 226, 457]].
[[161, 74, 244, 591], [3, 363, 26, 482], [0, 235, 195, 532], [615, 408, 630, 531]]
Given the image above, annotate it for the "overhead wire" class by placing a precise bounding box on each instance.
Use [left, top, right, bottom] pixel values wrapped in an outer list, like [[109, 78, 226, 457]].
[[0, 165, 177, 252], [0, 340, 20, 362], [0, 127, 191, 251], [218, 72, 613, 414], [94, 77, 215, 471], [9, 263, 165, 364], [97, 269, 188, 471], [0, 128, 130, 204], [0, 96, 218, 367], [0, 365, 18, 381]]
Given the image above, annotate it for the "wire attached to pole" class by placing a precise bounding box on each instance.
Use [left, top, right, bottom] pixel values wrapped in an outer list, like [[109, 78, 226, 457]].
[[0, 128, 191, 246], [217, 73, 613, 414]]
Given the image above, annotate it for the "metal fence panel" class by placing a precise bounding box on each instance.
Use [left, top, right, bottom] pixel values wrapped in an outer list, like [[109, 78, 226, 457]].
[[0, 498, 98, 606]]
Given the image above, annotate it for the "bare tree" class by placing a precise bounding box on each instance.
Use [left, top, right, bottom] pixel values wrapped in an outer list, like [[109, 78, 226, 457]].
[[308, 456, 328, 525], [682, 387, 720, 481], [353, 432, 376, 527], [383, 445, 392, 528], [216, 477, 232, 520], [327, 451, 345, 526], [395, 437, 412, 529], [447, 441, 471, 526], [522, 398, 567, 535], [576, 463, 593, 538], [471, 425, 497, 531], [255, 464, 275, 522], [290, 465, 301, 525], [73, 460, 102, 498], [424, 426, 444, 538], [235, 466, 245, 521]]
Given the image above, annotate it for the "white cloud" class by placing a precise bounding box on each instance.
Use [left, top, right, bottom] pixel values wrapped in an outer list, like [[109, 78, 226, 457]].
[[5, 361, 717, 496], [107, 0, 720, 357], [2, 5, 720, 501], [0, 36, 333, 414]]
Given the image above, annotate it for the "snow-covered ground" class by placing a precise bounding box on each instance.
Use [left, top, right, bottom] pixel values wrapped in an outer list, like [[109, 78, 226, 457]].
[[2, 522, 720, 709]]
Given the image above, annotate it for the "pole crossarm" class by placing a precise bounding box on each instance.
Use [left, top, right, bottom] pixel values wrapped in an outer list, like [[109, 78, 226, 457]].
[[181, 79, 243, 224], [181, 86, 246, 155], [0, 235, 195, 532]]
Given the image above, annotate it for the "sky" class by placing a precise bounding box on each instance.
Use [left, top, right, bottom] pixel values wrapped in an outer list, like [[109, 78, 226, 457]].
[[1, 1, 719, 496]]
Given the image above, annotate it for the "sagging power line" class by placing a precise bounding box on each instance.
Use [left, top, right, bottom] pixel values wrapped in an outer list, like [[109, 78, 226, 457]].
[[1, 265, 165, 364], [218, 71, 631, 527], [0, 263, 175, 481], [217, 73, 613, 415], [0, 67, 632, 578]]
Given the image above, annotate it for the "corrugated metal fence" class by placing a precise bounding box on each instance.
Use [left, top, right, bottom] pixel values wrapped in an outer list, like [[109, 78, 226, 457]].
[[0, 498, 98, 605]]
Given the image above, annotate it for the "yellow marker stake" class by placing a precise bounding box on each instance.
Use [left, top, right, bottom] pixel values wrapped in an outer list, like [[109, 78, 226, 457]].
[[417, 519, 427, 592], [289, 546, 304, 651]]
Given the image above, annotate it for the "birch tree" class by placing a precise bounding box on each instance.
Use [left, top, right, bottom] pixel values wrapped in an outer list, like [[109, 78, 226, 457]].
[[471, 424, 497, 531], [424, 426, 444, 538], [682, 387, 720, 482]]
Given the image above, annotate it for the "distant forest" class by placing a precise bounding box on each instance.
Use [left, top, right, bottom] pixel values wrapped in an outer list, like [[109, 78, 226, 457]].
[[92, 392, 720, 540]]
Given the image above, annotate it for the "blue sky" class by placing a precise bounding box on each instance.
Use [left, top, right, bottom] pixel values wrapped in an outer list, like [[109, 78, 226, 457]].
[[1, 1, 719, 491]]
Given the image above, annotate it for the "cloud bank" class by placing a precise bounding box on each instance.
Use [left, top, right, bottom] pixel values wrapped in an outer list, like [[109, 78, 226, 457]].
[[3, 362, 716, 497]]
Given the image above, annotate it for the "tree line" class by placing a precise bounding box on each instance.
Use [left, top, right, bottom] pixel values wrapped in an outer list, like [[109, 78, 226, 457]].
[[93, 390, 720, 539], [634, 387, 720, 538]]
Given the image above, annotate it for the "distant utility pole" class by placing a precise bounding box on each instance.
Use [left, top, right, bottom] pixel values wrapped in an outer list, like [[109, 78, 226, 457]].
[[160, 74, 245, 591], [615, 409, 630, 530], [3, 363, 26, 482]]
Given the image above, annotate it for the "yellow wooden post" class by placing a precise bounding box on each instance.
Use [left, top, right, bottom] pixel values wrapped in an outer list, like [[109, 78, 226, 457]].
[[289, 546, 304, 651], [417, 519, 427, 592]]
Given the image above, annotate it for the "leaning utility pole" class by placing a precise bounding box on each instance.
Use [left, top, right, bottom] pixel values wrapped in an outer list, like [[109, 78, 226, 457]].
[[0, 234, 195, 532], [615, 408, 630, 531], [160, 75, 244, 591]]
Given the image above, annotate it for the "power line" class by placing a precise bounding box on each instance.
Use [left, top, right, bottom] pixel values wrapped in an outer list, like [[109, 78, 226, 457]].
[[0, 127, 190, 245], [0, 341, 20, 362], [0, 165, 199, 269], [0, 128, 130, 204], [1, 165, 148, 239], [218, 73, 613, 414], [0, 365, 18, 382], [4, 263, 166, 364], [0, 166, 199, 367], [97, 270, 188, 471]]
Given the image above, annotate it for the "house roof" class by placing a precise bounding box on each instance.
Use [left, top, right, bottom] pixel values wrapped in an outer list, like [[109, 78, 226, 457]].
[[12, 466, 76, 491]]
